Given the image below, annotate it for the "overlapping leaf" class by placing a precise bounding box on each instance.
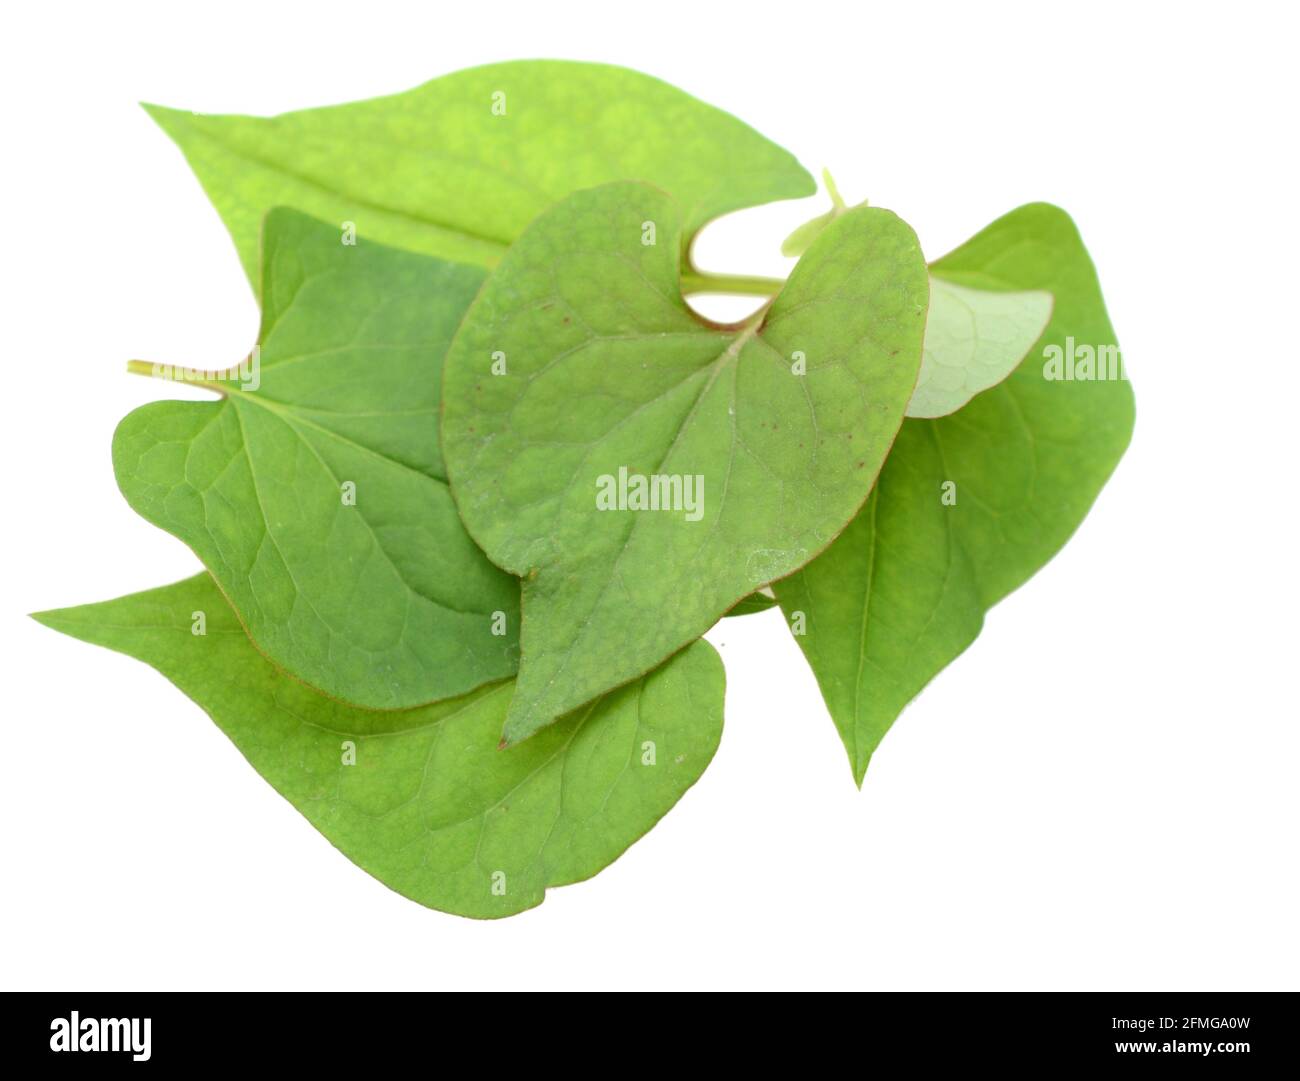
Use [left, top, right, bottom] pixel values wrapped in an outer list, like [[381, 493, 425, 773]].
[[145, 60, 814, 285], [773, 203, 1135, 783], [442, 181, 930, 744], [114, 209, 519, 709], [781, 174, 1052, 419], [726, 591, 780, 617], [34, 575, 724, 918]]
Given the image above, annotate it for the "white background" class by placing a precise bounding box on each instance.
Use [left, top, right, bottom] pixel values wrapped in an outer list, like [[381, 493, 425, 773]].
[[3, 0, 1296, 991]]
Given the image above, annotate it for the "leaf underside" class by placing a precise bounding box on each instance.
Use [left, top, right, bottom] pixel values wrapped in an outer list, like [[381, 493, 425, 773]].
[[33, 574, 724, 919], [774, 203, 1135, 784], [907, 279, 1053, 418], [114, 209, 519, 710], [442, 181, 930, 745]]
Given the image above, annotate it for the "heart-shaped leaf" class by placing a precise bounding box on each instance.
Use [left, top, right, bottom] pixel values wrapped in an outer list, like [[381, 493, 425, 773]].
[[33, 574, 724, 919], [442, 181, 929, 744], [145, 60, 814, 286], [773, 203, 1135, 783], [114, 209, 519, 709]]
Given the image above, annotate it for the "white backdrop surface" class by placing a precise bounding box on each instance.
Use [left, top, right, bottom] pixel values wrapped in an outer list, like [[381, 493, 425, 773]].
[[2, 0, 1296, 991]]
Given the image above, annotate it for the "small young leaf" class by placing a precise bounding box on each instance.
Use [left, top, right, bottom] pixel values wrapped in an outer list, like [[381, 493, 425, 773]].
[[33, 575, 724, 919], [114, 209, 519, 710], [145, 60, 815, 286], [774, 203, 1134, 784], [906, 280, 1053, 418], [780, 210, 838, 260], [442, 181, 929, 745], [780, 168, 853, 258]]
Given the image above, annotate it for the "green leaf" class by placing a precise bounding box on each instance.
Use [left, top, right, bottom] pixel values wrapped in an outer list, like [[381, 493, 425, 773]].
[[442, 181, 929, 745], [780, 168, 852, 258], [773, 203, 1134, 784], [33, 574, 724, 919], [114, 208, 519, 710], [780, 210, 837, 260], [907, 279, 1053, 418], [783, 178, 1051, 419], [145, 60, 815, 286], [726, 591, 779, 617]]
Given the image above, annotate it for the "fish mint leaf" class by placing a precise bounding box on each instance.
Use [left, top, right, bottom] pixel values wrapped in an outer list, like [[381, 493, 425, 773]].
[[773, 203, 1135, 784], [33, 575, 724, 919], [442, 181, 929, 745], [144, 60, 815, 286], [114, 208, 519, 710]]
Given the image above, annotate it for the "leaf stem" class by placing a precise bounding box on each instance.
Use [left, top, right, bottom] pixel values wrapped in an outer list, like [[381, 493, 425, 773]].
[[126, 359, 229, 394], [823, 168, 846, 211], [679, 270, 785, 297]]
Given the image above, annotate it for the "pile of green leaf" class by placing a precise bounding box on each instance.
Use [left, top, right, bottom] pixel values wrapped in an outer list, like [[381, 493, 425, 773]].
[[35, 61, 1133, 918]]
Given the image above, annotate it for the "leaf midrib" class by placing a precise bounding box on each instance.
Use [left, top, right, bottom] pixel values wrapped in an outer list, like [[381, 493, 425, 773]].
[[510, 315, 766, 724], [227, 391, 446, 484], [222, 396, 494, 622]]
